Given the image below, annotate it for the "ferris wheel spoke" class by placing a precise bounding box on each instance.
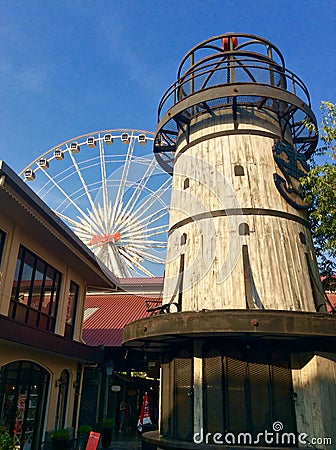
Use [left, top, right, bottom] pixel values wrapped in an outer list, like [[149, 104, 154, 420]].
[[118, 247, 154, 277], [115, 248, 137, 278], [125, 224, 167, 244], [80, 208, 104, 231], [110, 134, 136, 227], [130, 179, 171, 224], [104, 202, 115, 236], [126, 223, 168, 239], [98, 136, 110, 230], [115, 204, 168, 232], [122, 159, 157, 217], [86, 205, 109, 235], [55, 211, 87, 230], [107, 245, 130, 277], [144, 229, 169, 239], [116, 205, 168, 236], [124, 244, 165, 262], [126, 240, 167, 251], [132, 249, 165, 265], [127, 240, 167, 248], [67, 148, 96, 211], [94, 244, 106, 260], [134, 207, 169, 229], [41, 169, 90, 220]]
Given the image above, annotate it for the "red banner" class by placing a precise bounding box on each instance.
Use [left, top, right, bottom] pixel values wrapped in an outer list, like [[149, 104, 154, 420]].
[[137, 392, 152, 432]]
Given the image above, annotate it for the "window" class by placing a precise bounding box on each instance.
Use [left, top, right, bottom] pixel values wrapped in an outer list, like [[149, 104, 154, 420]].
[[239, 223, 250, 236], [234, 165, 245, 176], [9, 246, 61, 332], [0, 361, 49, 450], [299, 231, 306, 244], [64, 281, 79, 339], [183, 178, 190, 190]]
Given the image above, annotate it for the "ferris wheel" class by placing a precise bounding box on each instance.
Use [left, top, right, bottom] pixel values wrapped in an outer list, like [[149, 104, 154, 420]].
[[19, 129, 171, 278]]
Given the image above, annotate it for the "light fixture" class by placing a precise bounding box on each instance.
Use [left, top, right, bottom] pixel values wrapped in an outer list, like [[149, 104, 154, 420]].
[[105, 361, 114, 377]]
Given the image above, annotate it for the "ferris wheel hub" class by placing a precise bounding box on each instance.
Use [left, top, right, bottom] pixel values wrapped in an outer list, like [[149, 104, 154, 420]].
[[88, 232, 121, 247]]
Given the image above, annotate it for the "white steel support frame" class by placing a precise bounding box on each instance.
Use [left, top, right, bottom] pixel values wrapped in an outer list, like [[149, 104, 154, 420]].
[[20, 129, 171, 278]]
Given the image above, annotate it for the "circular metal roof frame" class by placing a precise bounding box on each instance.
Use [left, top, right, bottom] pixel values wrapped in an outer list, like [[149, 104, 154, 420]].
[[154, 33, 318, 174]]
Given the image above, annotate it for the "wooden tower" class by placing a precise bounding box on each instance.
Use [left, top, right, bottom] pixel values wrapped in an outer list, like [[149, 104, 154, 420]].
[[124, 33, 336, 449]]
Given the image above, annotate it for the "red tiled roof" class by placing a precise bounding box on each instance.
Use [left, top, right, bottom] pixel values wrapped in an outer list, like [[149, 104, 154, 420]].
[[82, 294, 161, 347], [118, 277, 164, 286]]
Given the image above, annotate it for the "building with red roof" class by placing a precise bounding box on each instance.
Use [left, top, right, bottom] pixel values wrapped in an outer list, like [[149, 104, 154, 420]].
[[83, 292, 161, 347], [79, 278, 163, 432]]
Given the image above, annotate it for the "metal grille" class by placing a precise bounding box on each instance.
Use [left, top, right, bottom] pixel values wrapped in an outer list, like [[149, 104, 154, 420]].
[[226, 355, 247, 433], [271, 353, 296, 433], [174, 350, 193, 440], [79, 384, 99, 427], [203, 348, 224, 434], [225, 351, 295, 445], [248, 361, 272, 432], [160, 358, 170, 436]]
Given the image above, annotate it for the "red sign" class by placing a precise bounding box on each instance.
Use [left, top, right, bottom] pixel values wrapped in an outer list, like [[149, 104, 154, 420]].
[[88, 232, 121, 246], [85, 431, 100, 450]]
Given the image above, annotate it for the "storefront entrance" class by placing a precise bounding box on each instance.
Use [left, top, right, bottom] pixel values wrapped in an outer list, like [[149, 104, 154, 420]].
[[0, 361, 49, 450]]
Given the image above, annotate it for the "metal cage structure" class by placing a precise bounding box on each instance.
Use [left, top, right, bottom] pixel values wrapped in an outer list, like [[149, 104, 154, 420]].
[[154, 33, 318, 175]]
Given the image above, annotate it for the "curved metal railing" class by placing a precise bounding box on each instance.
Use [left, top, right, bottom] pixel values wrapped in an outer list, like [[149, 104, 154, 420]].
[[157, 55, 311, 122], [154, 33, 318, 173]]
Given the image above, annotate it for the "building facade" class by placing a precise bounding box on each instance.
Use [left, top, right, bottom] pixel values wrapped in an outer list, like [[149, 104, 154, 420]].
[[0, 161, 116, 449]]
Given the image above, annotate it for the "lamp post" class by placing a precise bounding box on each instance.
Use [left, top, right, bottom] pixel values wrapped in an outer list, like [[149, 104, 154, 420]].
[[103, 361, 114, 417]]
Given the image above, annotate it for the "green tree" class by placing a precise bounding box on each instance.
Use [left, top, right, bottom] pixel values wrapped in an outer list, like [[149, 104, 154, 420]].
[[302, 101, 336, 291]]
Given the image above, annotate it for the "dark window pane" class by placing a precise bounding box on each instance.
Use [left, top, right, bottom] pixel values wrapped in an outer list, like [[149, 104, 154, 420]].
[[9, 245, 62, 332], [31, 259, 46, 310], [20, 250, 35, 306]]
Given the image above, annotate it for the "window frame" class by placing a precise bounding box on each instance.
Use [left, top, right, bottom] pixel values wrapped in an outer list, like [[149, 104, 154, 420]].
[[9, 245, 62, 332]]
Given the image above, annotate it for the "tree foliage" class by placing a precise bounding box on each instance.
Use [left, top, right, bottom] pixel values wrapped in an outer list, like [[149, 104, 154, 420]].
[[302, 101, 336, 290]]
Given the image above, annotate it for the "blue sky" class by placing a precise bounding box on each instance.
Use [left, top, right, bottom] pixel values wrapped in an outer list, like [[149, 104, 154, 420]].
[[1, 0, 335, 173]]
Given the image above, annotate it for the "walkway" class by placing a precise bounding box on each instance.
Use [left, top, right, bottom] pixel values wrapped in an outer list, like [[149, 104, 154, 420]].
[[106, 433, 141, 450]]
